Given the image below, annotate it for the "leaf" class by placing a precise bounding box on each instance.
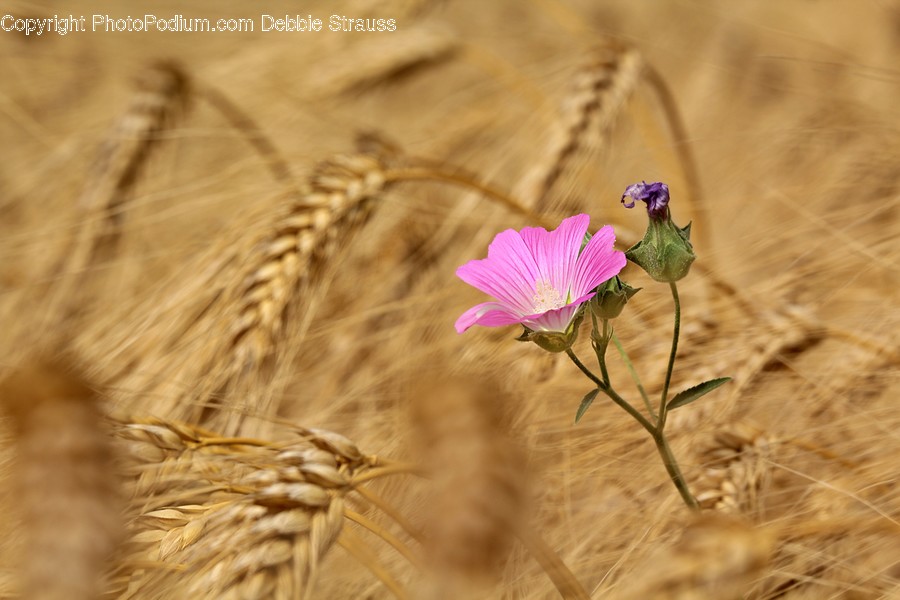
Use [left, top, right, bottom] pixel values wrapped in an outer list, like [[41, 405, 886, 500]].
[[575, 388, 600, 423], [666, 377, 731, 410]]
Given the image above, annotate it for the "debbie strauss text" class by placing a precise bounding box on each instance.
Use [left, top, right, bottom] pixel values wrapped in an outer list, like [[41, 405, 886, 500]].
[[261, 15, 397, 32]]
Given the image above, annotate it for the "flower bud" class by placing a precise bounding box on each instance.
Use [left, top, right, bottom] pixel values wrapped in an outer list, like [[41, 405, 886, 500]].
[[515, 311, 584, 353], [590, 276, 640, 320], [621, 181, 669, 221], [621, 181, 695, 282]]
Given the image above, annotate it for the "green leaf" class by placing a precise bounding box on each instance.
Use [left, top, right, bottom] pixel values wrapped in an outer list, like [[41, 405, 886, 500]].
[[575, 388, 600, 423], [666, 377, 732, 410]]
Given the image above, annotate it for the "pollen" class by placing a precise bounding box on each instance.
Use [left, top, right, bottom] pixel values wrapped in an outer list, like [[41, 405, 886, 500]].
[[532, 280, 565, 313]]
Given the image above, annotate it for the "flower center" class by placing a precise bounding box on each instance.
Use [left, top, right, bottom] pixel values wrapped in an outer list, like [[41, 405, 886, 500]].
[[532, 280, 566, 313]]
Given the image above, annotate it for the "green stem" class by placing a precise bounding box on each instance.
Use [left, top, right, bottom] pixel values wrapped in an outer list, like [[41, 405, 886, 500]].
[[600, 384, 657, 437], [659, 282, 681, 427], [565, 349, 603, 387], [589, 310, 612, 385], [566, 342, 698, 511], [653, 430, 700, 510], [598, 319, 612, 385], [565, 349, 654, 434], [611, 332, 655, 421]]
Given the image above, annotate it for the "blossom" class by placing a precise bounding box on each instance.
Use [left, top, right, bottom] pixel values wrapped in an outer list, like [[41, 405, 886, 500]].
[[621, 181, 669, 220], [455, 214, 626, 334]]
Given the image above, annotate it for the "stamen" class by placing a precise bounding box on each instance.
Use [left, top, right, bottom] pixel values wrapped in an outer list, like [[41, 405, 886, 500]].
[[532, 280, 565, 313]]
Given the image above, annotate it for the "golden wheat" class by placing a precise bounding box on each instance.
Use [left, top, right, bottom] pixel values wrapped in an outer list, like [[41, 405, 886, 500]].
[[112, 417, 377, 599], [75, 61, 190, 263], [693, 421, 773, 515], [100, 149, 392, 437], [617, 513, 775, 600], [518, 43, 643, 211]]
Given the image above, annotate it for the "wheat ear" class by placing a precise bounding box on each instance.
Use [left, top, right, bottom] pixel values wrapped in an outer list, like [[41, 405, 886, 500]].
[[410, 375, 526, 596], [22, 61, 189, 342], [107, 149, 390, 436], [519, 43, 642, 211], [113, 417, 373, 599], [410, 373, 589, 599], [694, 422, 773, 515], [74, 61, 190, 267], [616, 514, 774, 600]]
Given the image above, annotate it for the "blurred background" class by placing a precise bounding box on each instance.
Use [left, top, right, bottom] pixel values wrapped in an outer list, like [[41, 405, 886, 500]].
[[1, 1, 898, 598]]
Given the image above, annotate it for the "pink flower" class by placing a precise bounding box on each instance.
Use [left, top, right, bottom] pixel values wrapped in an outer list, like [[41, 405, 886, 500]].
[[455, 214, 626, 334]]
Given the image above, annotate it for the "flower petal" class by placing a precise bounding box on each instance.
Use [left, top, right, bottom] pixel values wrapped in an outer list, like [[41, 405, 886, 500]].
[[520, 214, 589, 297], [455, 301, 527, 333], [456, 228, 540, 314], [571, 225, 626, 296], [522, 292, 596, 332]]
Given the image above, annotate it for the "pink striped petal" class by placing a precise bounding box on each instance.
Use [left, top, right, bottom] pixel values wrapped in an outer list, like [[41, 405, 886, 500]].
[[455, 301, 528, 333], [571, 225, 626, 296], [522, 291, 596, 332], [456, 228, 540, 315], [520, 214, 589, 298]]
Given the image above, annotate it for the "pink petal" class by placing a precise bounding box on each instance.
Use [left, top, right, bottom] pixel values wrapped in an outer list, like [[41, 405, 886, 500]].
[[455, 301, 527, 333], [522, 291, 595, 332], [520, 214, 589, 297], [571, 225, 626, 296], [456, 228, 540, 314]]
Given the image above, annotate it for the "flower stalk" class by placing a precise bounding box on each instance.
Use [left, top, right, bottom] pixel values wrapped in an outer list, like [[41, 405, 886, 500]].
[[572, 312, 698, 510], [659, 281, 681, 428]]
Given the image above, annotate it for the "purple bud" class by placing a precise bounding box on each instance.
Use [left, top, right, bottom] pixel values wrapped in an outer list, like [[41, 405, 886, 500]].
[[621, 181, 670, 220]]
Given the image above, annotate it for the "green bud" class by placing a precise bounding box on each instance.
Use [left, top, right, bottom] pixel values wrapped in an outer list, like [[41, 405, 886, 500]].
[[515, 311, 584, 353], [590, 276, 640, 320], [625, 213, 695, 282]]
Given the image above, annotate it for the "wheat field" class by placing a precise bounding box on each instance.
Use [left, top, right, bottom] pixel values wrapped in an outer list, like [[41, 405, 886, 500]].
[[1, 0, 898, 598]]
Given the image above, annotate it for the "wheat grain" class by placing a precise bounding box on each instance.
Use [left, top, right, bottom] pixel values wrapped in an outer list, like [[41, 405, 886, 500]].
[[113, 417, 374, 599], [105, 149, 392, 437], [693, 421, 773, 516], [617, 513, 775, 600], [517, 43, 642, 211]]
